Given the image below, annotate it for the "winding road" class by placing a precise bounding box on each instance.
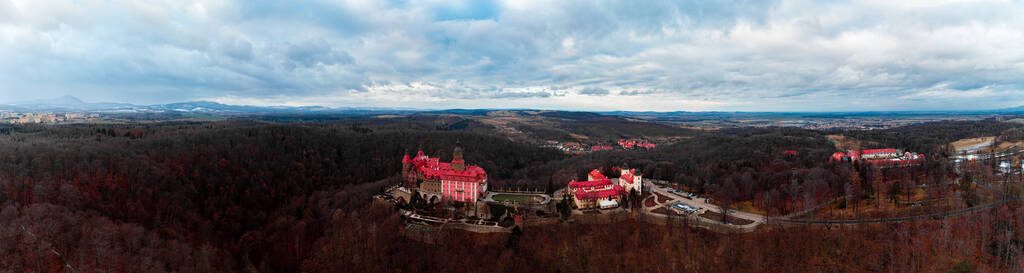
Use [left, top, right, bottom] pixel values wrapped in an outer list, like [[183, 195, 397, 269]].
[[772, 179, 1021, 225], [644, 179, 1022, 228]]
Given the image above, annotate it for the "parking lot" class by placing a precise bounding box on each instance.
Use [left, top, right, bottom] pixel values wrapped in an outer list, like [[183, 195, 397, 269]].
[[643, 180, 765, 229], [669, 202, 701, 214]]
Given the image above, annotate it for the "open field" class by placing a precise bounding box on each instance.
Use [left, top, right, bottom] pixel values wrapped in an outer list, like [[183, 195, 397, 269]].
[[951, 136, 996, 152], [827, 134, 862, 150], [997, 141, 1023, 150]]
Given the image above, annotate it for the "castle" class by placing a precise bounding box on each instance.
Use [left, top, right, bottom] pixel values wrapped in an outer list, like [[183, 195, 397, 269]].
[[402, 143, 488, 203]]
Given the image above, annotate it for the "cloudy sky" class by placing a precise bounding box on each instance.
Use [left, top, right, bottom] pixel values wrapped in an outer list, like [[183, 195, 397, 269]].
[[2, 0, 1023, 111]]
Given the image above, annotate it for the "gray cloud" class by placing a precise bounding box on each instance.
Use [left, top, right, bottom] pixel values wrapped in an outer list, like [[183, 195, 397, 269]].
[[284, 39, 354, 67], [490, 91, 552, 99], [579, 87, 610, 96], [217, 36, 253, 61], [0, 0, 1022, 110], [619, 89, 654, 96]]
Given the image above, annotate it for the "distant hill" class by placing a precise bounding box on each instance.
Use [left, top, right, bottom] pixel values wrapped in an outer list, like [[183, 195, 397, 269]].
[[0, 96, 417, 114], [998, 105, 1024, 113], [322, 109, 698, 144], [4, 95, 135, 111]]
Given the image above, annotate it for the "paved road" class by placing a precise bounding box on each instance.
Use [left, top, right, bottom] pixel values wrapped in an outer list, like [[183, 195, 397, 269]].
[[644, 181, 765, 229], [643, 178, 1023, 228]]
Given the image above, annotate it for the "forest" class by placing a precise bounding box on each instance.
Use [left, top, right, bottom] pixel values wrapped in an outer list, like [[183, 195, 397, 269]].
[[1, 116, 1023, 272], [0, 120, 564, 272]]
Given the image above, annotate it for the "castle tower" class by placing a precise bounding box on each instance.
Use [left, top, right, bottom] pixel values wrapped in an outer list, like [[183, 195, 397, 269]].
[[619, 162, 642, 195], [452, 141, 465, 171], [402, 152, 411, 177]]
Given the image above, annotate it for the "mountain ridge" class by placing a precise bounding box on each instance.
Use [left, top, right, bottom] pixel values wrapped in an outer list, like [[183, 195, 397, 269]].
[[0, 96, 418, 114], [5, 95, 1024, 114]]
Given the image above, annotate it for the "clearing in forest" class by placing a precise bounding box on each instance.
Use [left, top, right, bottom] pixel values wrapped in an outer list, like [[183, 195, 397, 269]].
[[827, 134, 861, 150], [729, 200, 766, 215], [951, 136, 996, 153]]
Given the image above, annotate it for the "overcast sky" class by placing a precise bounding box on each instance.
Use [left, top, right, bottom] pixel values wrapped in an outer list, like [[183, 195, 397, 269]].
[[2, 0, 1023, 111]]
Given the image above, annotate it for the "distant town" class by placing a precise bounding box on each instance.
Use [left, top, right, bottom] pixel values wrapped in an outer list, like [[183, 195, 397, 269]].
[[0, 111, 103, 124]]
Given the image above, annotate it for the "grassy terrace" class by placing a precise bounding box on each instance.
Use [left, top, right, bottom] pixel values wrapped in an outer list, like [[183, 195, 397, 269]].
[[491, 194, 542, 203]]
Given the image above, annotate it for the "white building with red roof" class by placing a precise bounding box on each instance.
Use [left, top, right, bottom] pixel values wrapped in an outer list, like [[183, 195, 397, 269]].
[[569, 169, 626, 209], [618, 139, 657, 150], [830, 148, 924, 166], [402, 144, 488, 203], [619, 164, 642, 195]]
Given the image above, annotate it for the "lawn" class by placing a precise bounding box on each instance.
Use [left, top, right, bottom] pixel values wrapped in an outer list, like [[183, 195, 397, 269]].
[[492, 194, 542, 203], [655, 192, 672, 203], [644, 196, 657, 207]]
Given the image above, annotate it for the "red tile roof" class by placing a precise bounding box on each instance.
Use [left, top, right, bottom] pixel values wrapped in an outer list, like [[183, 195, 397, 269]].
[[862, 148, 898, 154], [621, 168, 637, 184], [568, 178, 614, 188], [406, 151, 487, 183], [573, 185, 625, 200]]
